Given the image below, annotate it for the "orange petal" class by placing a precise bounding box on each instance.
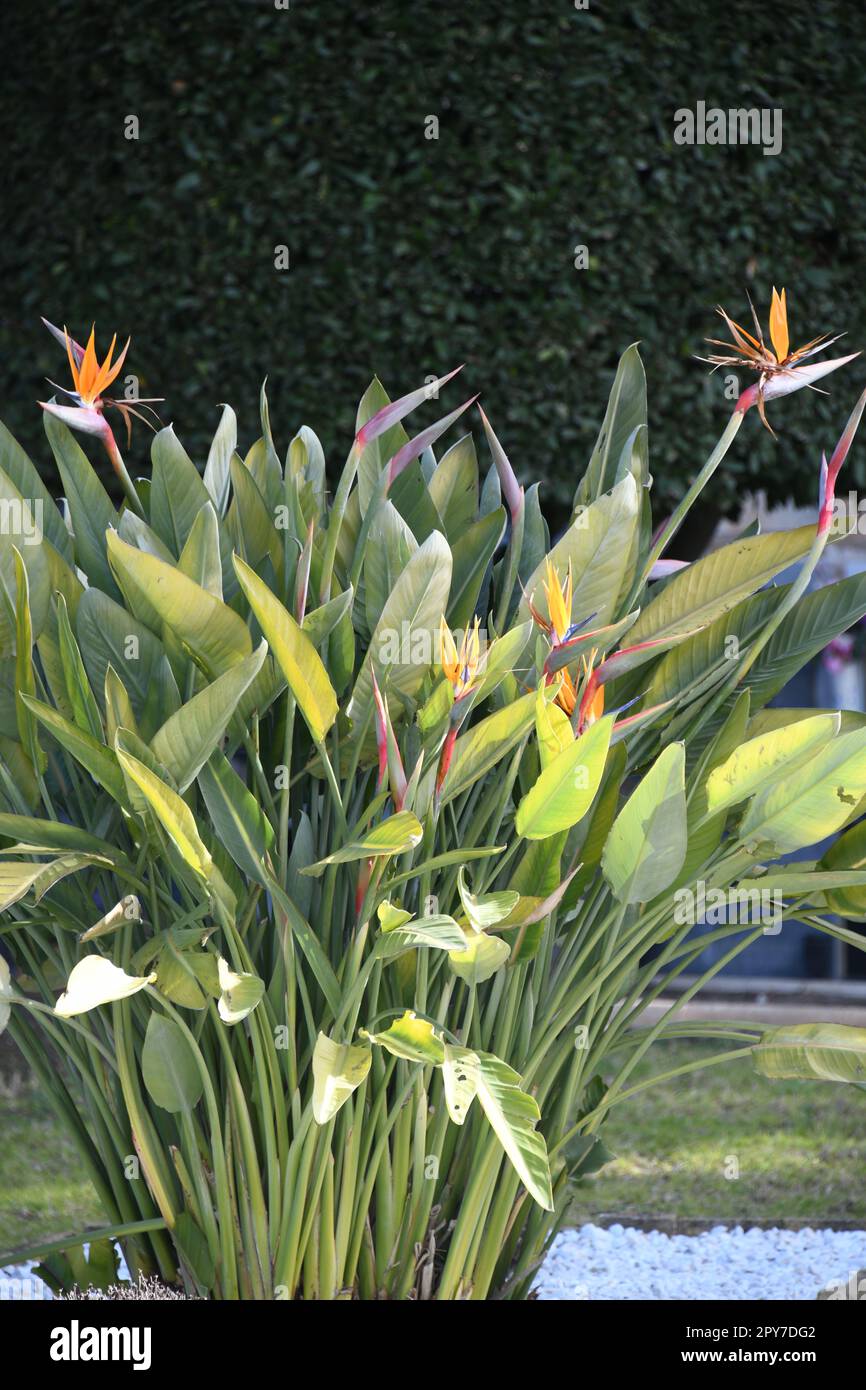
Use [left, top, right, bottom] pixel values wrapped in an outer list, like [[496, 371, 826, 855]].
[[78, 325, 99, 401], [64, 327, 81, 394], [769, 287, 789, 363]]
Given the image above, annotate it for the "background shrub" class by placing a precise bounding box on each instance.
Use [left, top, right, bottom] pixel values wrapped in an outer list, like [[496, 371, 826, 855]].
[[3, 0, 865, 533]]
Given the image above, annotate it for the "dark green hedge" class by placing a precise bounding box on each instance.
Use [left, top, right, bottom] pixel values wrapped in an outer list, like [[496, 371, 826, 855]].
[[3, 0, 866, 533]]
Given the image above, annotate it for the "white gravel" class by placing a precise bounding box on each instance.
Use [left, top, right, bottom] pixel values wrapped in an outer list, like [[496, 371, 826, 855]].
[[535, 1223, 866, 1300], [3, 1224, 865, 1299]]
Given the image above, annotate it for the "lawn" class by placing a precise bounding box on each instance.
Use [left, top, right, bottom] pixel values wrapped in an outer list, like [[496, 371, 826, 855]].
[[1, 1036, 863, 1254], [571, 1039, 866, 1227]]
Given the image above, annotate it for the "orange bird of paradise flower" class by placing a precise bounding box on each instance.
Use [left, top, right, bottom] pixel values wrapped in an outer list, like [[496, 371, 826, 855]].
[[700, 288, 854, 433], [527, 560, 605, 723]]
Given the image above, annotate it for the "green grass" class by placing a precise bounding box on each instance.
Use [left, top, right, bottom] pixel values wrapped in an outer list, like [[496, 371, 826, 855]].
[[0, 1080, 102, 1252], [1, 1036, 863, 1254], [571, 1039, 866, 1226]]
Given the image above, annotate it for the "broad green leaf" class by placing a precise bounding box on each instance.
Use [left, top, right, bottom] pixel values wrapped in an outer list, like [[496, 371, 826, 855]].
[[379, 913, 468, 957], [448, 932, 510, 984], [0, 813, 122, 858], [197, 752, 274, 888], [603, 742, 687, 903], [0, 419, 72, 561], [43, 412, 120, 599], [0, 475, 51, 642], [428, 434, 479, 539], [457, 866, 519, 930], [473, 1050, 554, 1210], [22, 695, 126, 803], [348, 530, 452, 731], [56, 593, 102, 740], [301, 811, 422, 877], [447, 508, 506, 630], [233, 554, 337, 744], [0, 854, 109, 911], [178, 501, 224, 599], [705, 713, 840, 815], [203, 404, 238, 516], [76, 587, 181, 740], [442, 1044, 479, 1125], [142, 1014, 203, 1112], [363, 501, 417, 633], [753, 1024, 866, 1084], [820, 816, 866, 917], [739, 728, 866, 853], [629, 526, 818, 646], [107, 532, 251, 677], [520, 475, 639, 631], [150, 642, 267, 791], [355, 377, 410, 515], [535, 682, 573, 769], [302, 587, 354, 649], [149, 426, 212, 556], [441, 690, 536, 804], [516, 714, 613, 840], [116, 746, 213, 881], [574, 343, 647, 505], [54, 956, 156, 1018], [361, 1009, 445, 1065], [312, 1032, 372, 1123], [217, 957, 265, 1025]]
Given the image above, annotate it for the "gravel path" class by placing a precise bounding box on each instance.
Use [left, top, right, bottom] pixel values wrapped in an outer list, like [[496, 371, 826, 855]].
[[3, 1224, 865, 1299], [535, 1223, 866, 1300]]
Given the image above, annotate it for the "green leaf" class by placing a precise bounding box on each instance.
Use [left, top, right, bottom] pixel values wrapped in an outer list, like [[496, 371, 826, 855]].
[[217, 956, 265, 1024], [705, 713, 840, 814], [379, 914, 469, 957], [22, 695, 126, 803], [233, 554, 337, 744], [448, 932, 510, 984], [753, 1024, 866, 1084], [348, 530, 452, 731], [427, 433, 479, 539], [76, 587, 181, 740], [142, 1014, 204, 1112], [739, 728, 866, 853], [447, 507, 506, 629], [0, 419, 73, 562], [520, 475, 639, 631], [203, 404, 238, 516], [361, 1009, 445, 1065], [820, 816, 866, 917], [628, 526, 818, 647], [472, 1050, 554, 1210], [516, 714, 613, 840], [302, 811, 422, 876], [441, 690, 536, 804], [197, 752, 274, 887], [149, 426, 212, 556], [0, 854, 109, 911], [574, 343, 647, 505], [150, 642, 267, 791], [442, 1044, 479, 1125], [116, 746, 213, 882], [457, 866, 519, 929], [312, 1032, 372, 1123], [603, 742, 687, 903], [43, 412, 120, 599], [107, 531, 252, 677]]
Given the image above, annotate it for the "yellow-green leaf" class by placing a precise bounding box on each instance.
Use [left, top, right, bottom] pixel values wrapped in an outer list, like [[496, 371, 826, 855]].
[[312, 1032, 372, 1123]]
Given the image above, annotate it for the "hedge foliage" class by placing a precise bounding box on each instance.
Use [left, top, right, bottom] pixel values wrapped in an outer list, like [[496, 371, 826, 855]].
[[3, 0, 866, 530]]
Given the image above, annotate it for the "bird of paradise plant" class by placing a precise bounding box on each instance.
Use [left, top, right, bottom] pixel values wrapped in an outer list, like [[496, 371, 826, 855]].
[[2, 296, 866, 1302]]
